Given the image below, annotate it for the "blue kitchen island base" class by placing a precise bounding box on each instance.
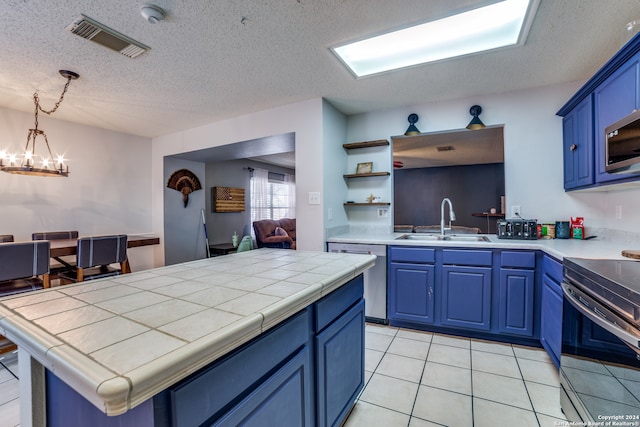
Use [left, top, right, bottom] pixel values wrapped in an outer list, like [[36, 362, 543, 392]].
[[42, 275, 365, 427]]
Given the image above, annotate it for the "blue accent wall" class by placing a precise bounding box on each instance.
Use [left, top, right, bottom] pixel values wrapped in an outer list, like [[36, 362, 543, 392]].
[[163, 158, 207, 265]]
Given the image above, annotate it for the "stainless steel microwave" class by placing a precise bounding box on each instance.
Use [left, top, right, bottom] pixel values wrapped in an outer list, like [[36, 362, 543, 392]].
[[605, 109, 640, 174]]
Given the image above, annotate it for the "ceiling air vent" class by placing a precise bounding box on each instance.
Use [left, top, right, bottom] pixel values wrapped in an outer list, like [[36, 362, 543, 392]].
[[66, 14, 149, 58], [437, 146, 455, 152]]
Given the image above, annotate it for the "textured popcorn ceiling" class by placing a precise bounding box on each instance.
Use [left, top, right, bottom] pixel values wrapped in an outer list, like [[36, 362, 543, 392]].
[[0, 0, 637, 138]]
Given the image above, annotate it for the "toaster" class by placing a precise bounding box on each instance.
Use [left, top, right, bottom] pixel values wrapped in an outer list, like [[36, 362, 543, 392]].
[[496, 219, 538, 240]]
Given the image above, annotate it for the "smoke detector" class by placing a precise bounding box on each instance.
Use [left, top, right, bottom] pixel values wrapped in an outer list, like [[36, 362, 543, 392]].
[[140, 4, 166, 24]]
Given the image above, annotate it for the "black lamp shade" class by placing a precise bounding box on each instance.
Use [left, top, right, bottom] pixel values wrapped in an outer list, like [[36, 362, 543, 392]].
[[405, 113, 420, 136], [466, 105, 486, 130]]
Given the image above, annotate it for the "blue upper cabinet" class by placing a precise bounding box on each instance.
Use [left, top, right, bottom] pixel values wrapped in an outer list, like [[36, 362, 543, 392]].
[[562, 96, 594, 189], [594, 51, 640, 183], [557, 33, 640, 190]]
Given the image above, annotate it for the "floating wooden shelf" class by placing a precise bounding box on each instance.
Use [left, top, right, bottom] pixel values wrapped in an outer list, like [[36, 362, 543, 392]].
[[344, 202, 391, 206], [343, 139, 389, 150], [471, 213, 506, 218], [343, 172, 390, 179]]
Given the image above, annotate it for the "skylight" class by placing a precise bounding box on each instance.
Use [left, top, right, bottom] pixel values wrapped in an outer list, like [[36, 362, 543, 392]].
[[332, 0, 539, 78]]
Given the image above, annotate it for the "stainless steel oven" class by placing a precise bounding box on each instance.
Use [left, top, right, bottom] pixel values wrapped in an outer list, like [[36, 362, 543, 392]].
[[561, 257, 640, 422]]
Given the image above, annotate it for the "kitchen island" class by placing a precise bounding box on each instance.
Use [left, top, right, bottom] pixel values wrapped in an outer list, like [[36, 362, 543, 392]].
[[0, 248, 375, 427]]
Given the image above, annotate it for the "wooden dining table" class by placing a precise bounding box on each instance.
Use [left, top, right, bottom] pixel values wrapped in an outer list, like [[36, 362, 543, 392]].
[[48, 234, 160, 274]]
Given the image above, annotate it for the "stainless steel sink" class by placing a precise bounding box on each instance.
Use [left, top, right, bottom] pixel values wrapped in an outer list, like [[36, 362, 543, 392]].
[[395, 234, 443, 240], [442, 235, 490, 242], [395, 234, 490, 242]]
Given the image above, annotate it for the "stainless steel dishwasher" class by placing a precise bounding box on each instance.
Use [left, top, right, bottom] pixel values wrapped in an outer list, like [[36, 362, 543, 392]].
[[327, 243, 387, 324]]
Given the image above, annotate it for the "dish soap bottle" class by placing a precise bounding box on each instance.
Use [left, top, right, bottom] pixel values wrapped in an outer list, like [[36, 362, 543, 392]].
[[232, 231, 239, 248]]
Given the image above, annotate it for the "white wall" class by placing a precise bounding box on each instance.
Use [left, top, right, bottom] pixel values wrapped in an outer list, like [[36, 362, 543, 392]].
[[0, 106, 156, 271], [152, 99, 325, 265], [347, 81, 640, 235]]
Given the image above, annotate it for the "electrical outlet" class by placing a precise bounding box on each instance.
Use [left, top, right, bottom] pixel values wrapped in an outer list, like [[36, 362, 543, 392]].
[[328, 208, 333, 221], [377, 208, 389, 218], [308, 192, 320, 205], [511, 205, 521, 217]]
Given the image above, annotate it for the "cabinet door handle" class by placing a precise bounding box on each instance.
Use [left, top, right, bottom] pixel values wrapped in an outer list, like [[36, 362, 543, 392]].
[[570, 144, 577, 151]]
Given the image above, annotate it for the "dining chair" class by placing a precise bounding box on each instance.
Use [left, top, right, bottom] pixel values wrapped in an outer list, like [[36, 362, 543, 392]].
[[0, 234, 14, 243], [236, 235, 253, 252], [0, 240, 51, 296], [32, 230, 79, 277], [59, 235, 129, 284], [0, 240, 51, 354]]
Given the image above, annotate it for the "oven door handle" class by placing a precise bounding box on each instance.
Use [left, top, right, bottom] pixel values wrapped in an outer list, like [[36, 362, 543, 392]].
[[562, 281, 640, 351]]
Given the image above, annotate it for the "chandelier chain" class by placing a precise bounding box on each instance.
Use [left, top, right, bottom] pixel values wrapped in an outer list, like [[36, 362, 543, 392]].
[[32, 75, 74, 129]]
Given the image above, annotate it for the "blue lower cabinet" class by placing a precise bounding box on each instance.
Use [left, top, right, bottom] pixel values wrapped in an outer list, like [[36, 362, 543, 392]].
[[166, 309, 312, 427], [441, 266, 492, 331], [213, 347, 312, 427], [540, 255, 563, 367], [167, 276, 365, 427], [316, 299, 365, 427], [499, 268, 535, 337], [388, 262, 435, 324], [388, 247, 544, 344], [541, 274, 563, 367]]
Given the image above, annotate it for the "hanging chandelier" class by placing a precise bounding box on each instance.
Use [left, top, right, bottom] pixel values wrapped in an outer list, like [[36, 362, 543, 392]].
[[0, 70, 79, 177]]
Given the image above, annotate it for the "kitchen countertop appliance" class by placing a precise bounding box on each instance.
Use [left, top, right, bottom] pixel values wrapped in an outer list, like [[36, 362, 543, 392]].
[[560, 257, 640, 422], [496, 218, 538, 240], [327, 242, 387, 324]]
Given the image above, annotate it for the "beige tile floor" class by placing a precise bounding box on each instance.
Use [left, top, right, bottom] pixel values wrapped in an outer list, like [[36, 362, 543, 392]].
[[0, 323, 568, 427], [345, 324, 568, 427], [0, 351, 20, 427]]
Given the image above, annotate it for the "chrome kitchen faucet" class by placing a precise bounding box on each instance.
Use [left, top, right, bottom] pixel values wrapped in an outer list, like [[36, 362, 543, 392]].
[[440, 198, 456, 236]]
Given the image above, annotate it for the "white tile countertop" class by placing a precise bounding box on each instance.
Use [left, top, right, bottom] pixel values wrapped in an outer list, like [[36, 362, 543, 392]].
[[327, 231, 637, 261], [0, 249, 375, 416]]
